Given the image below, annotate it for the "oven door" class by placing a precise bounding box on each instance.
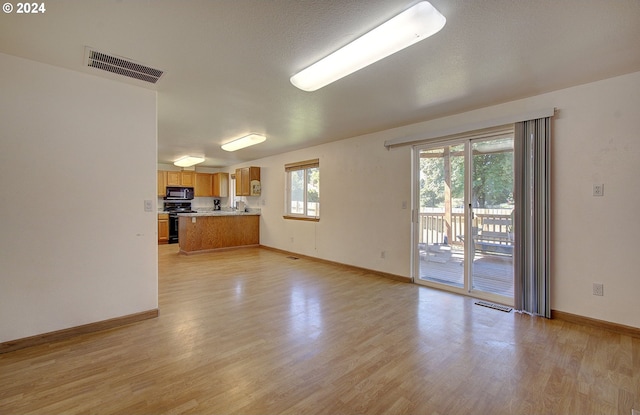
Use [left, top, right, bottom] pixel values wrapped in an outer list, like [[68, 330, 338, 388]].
[[168, 214, 179, 244]]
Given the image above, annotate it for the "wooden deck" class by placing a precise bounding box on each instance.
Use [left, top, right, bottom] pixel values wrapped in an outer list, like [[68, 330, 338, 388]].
[[419, 247, 514, 298]]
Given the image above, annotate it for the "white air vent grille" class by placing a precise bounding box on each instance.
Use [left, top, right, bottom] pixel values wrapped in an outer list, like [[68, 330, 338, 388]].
[[86, 49, 163, 84]]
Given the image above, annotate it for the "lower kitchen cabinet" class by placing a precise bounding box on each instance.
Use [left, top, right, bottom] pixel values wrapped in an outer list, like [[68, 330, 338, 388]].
[[158, 213, 169, 244]]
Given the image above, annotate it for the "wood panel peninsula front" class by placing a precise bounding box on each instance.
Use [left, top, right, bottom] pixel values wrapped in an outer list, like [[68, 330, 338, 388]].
[[178, 211, 260, 254]]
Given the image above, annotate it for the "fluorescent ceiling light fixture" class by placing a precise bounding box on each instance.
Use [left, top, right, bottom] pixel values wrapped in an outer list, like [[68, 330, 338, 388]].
[[290, 1, 446, 92], [173, 155, 205, 167], [221, 133, 267, 152]]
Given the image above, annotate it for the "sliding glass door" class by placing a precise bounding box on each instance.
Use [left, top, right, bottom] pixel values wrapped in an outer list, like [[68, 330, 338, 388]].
[[469, 137, 515, 300], [415, 142, 466, 289], [414, 131, 515, 305]]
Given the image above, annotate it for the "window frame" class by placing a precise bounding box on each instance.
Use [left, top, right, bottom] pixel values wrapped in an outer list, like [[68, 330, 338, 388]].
[[284, 159, 320, 221]]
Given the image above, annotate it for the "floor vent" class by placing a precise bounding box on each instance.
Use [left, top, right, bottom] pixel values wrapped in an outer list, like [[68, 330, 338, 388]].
[[85, 48, 164, 84], [286, 256, 299, 260], [475, 301, 512, 313]]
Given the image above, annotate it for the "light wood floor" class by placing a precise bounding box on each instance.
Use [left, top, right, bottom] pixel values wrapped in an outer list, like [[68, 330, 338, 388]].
[[1, 245, 638, 414]]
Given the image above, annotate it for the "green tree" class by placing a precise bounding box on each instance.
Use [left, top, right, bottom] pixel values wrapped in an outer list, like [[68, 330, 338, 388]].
[[308, 167, 319, 203], [472, 152, 513, 208], [420, 156, 444, 207], [420, 145, 513, 209]]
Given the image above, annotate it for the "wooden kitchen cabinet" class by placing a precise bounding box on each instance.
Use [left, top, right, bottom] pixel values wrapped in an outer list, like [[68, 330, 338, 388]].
[[157, 171, 167, 197], [179, 214, 259, 253], [235, 168, 247, 196], [158, 213, 169, 244], [164, 170, 196, 187], [166, 171, 181, 186], [235, 167, 260, 196], [180, 171, 196, 187], [195, 173, 213, 197], [213, 172, 229, 197], [161, 170, 228, 197], [165, 171, 181, 186]]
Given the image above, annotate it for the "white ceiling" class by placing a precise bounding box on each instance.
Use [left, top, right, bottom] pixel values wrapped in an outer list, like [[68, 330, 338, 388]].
[[2, 0, 639, 167]]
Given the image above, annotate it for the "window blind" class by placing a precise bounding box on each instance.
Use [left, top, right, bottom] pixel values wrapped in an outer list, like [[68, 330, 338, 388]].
[[285, 159, 319, 172]]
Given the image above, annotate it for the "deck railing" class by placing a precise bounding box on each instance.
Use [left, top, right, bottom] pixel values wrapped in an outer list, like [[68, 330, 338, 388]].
[[419, 209, 513, 248]]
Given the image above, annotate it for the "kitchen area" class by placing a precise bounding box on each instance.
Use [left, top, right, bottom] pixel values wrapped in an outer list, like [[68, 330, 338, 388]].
[[157, 167, 261, 254]]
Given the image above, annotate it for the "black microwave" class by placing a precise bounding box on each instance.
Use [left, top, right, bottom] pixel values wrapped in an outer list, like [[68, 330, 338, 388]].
[[165, 186, 194, 200]]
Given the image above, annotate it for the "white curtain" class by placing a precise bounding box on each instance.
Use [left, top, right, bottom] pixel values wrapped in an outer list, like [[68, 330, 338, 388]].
[[514, 117, 551, 317]]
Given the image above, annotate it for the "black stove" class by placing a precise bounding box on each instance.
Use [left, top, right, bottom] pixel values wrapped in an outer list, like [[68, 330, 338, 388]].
[[164, 201, 196, 214], [163, 202, 196, 243]]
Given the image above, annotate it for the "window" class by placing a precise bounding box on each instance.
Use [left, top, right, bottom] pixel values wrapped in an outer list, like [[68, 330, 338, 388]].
[[285, 159, 320, 221]]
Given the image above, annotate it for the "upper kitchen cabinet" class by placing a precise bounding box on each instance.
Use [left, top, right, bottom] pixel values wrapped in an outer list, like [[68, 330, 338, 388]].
[[160, 170, 199, 197], [165, 170, 195, 187], [235, 167, 260, 196], [213, 172, 229, 197], [195, 173, 213, 197], [180, 171, 196, 187], [160, 170, 228, 198], [157, 171, 167, 197], [166, 171, 181, 186]]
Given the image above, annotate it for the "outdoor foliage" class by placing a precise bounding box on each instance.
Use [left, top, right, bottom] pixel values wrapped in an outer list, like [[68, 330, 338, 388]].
[[291, 167, 319, 205], [420, 144, 513, 209]]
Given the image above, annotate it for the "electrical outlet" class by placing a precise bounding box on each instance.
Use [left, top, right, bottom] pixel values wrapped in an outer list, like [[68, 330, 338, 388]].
[[593, 283, 604, 296], [380, 250, 386, 259], [593, 184, 604, 196]]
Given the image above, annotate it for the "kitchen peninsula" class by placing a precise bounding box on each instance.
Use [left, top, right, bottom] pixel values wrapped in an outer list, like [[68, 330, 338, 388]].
[[178, 210, 260, 254]]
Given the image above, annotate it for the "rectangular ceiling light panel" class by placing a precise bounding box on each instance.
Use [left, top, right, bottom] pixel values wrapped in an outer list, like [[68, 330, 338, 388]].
[[174, 156, 205, 167], [85, 48, 164, 84], [290, 1, 446, 91], [221, 134, 267, 152]]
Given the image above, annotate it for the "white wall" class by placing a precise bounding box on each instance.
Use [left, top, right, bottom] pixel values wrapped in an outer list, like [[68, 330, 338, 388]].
[[230, 132, 411, 276], [0, 53, 158, 343], [237, 71, 640, 329]]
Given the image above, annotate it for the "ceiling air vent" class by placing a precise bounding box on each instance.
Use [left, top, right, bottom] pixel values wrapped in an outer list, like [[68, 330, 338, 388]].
[[85, 48, 163, 84]]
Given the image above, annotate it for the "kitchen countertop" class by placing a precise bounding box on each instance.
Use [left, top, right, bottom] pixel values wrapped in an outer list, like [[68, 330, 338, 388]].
[[177, 210, 260, 217]]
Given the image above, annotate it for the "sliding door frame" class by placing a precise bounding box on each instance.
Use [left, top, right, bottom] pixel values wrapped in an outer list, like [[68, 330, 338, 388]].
[[412, 132, 515, 306], [411, 138, 469, 299]]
